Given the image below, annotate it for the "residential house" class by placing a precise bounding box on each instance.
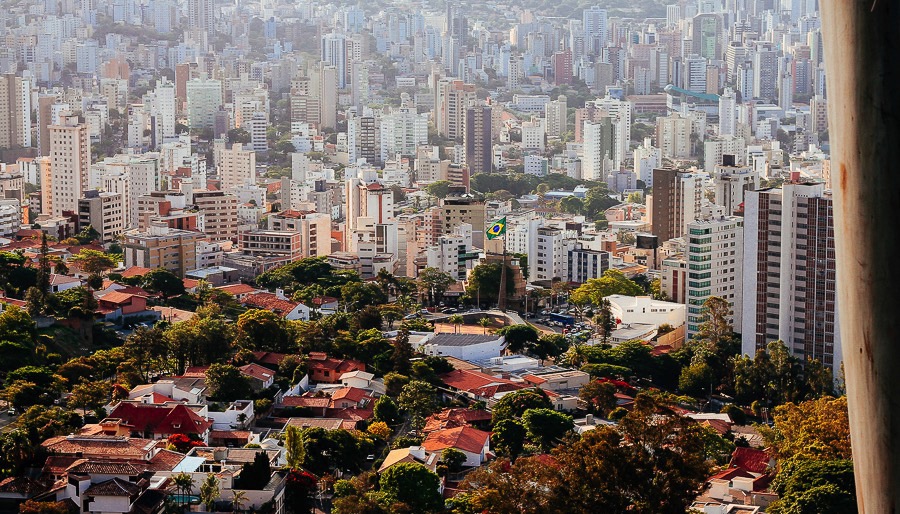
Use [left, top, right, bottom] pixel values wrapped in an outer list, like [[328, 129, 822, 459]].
[[239, 363, 276, 391], [41, 435, 163, 462], [103, 402, 212, 443], [378, 446, 440, 474], [242, 292, 310, 321], [422, 426, 491, 467], [307, 352, 365, 384]]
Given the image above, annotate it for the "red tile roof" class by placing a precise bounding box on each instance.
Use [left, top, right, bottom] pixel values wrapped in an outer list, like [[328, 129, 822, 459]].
[[440, 369, 520, 394], [251, 351, 289, 367], [239, 363, 276, 383], [99, 291, 145, 305], [424, 408, 493, 433], [280, 396, 330, 409], [243, 292, 301, 315], [730, 447, 771, 475], [42, 435, 161, 459], [217, 283, 257, 295], [423, 426, 490, 454], [121, 266, 152, 278], [107, 403, 212, 436]]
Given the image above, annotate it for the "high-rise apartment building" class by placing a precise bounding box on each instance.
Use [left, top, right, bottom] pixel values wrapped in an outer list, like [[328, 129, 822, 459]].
[[215, 142, 256, 191], [656, 113, 693, 159], [435, 79, 476, 141], [650, 168, 703, 243], [544, 95, 568, 137], [741, 183, 841, 370], [582, 117, 615, 181], [321, 33, 348, 89], [685, 216, 744, 338], [465, 105, 492, 175], [78, 190, 124, 243], [124, 226, 208, 277], [49, 115, 90, 216], [188, 0, 213, 33], [691, 13, 723, 60], [186, 78, 223, 130], [582, 6, 608, 54], [0, 74, 31, 150], [714, 155, 759, 215], [193, 190, 239, 241]]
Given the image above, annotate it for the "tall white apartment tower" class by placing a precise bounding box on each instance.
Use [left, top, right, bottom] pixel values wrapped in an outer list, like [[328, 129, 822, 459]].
[[49, 115, 90, 216], [322, 33, 348, 89], [741, 182, 841, 371], [718, 87, 736, 136], [685, 215, 744, 338]]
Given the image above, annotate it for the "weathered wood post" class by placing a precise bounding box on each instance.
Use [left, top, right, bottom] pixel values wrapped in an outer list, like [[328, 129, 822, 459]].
[[821, 1, 900, 511]]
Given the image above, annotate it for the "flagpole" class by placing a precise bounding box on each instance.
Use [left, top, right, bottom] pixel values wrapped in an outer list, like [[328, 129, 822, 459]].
[[498, 234, 507, 313]]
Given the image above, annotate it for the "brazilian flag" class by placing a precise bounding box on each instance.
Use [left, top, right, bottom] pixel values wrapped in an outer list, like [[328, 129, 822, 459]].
[[486, 217, 507, 240]]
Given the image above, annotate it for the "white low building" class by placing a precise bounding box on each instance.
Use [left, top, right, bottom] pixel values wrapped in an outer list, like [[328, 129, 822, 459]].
[[410, 333, 506, 361], [606, 295, 686, 328]]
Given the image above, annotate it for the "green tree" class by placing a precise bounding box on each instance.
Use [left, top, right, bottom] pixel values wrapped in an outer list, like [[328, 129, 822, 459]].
[[425, 180, 452, 199], [398, 380, 438, 429], [227, 128, 251, 144], [768, 459, 856, 514], [441, 448, 467, 472], [199, 473, 220, 512], [463, 394, 711, 514], [141, 268, 185, 299], [569, 270, 644, 305], [284, 424, 305, 470], [373, 395, 402, 426], [236, 309, 295, 352], [578, 380, 617, 415], [530, 333, 569, 362], [466, 263, 514, 305], [391, 327, 415, 375], [418, 267, 455, 306], [67, 380, 109, 416], [74, 225, 101, 245], [379, 462, 444, 513], [448, 314, 464, 333], [71, 249, 116, 277], [496, 324, 540, 354], [491, 418, 526, 458], [522, 408, 573, 451], [205, 364, 252, 401], [491, 389, 552, 425]]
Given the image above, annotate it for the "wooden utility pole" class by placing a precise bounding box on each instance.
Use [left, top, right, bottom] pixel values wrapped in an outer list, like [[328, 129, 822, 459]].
[[822, 2, 900, 511]]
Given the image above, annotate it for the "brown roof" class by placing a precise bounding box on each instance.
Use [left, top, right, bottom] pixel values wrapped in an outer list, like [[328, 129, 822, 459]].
[[280, 396, 330, 408], [284, 418, 344, 430], [239, 363, 276, 382], [423, 408, 493, 433], [84, 478, 141, 497], [243, 292, 302, 315], [423, 426, 490, 454], [99, 291, 144, 305], [730, 447, 771, 475], [121, 266, 152, 278], [217, 283, 257, 295], [0, 477, 43, 496], [42, 435, 160, 460], [66, 460, 143, 475]]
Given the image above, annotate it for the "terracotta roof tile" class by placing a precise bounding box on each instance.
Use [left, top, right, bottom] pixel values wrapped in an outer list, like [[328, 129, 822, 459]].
[[730, 447, 771, 475], [422, 426, 490, 455]]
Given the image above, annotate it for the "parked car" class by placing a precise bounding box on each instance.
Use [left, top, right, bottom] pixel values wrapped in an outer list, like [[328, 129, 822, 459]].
[[403, 314, 417, 320]]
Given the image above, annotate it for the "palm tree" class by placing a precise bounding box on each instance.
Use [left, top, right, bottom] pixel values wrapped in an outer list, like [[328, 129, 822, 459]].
[[232, 490, 247, 514], [448, 314, 464, 334], [477, 317, 492, 335], [236, 413, 248, 430], [172, 473, 194, 506], [199, 473, 219, 513]]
